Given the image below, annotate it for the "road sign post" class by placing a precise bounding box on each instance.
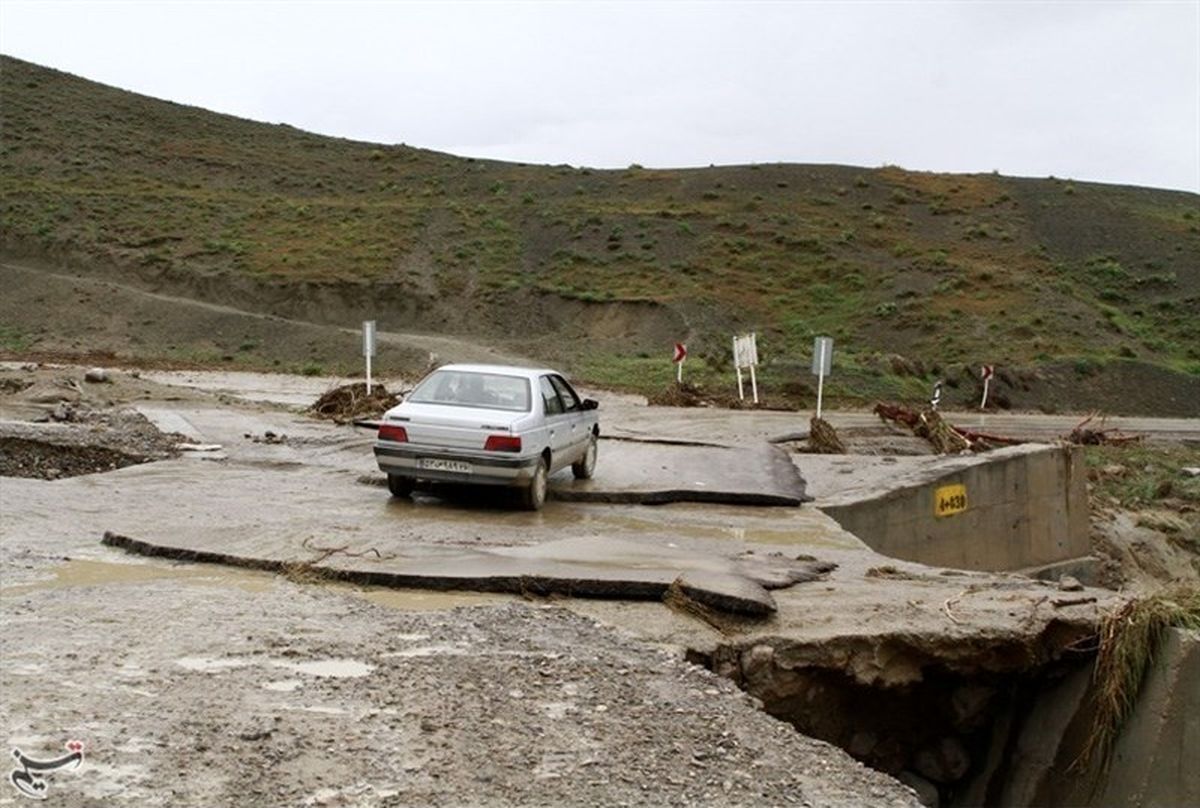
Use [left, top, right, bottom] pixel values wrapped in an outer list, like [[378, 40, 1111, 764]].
[[980, 364, 994, 409], [733, 336, 743, 400], [811, 336, 833, 419], [673, 342, 687, 384], [363, 320, 377, 394], [733, 333, 759, 403]]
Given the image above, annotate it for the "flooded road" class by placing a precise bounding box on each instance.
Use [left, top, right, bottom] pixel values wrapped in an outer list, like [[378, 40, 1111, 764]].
[[0, 362, 1136, 807]]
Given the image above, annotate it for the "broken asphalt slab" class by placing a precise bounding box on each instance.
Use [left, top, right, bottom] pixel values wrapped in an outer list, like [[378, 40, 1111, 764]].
[[350, 428, 813, 507], [549, 439, 811, 506], [102, 532, 833, 616]]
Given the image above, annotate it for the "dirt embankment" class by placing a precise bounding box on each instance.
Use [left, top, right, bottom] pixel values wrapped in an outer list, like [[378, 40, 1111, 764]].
[[1084, 445, 1200, 592], [0, 255, 687, 373]]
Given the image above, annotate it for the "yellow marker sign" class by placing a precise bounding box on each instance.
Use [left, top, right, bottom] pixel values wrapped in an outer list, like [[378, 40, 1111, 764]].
[[935, 484, 968, 517]]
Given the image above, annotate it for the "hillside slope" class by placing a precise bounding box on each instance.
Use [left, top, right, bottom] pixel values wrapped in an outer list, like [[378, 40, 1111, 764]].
[[1, 55, 1197, 413]]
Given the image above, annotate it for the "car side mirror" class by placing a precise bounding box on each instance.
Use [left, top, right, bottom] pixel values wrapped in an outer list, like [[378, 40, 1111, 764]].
[[582, 398, 599, 411]]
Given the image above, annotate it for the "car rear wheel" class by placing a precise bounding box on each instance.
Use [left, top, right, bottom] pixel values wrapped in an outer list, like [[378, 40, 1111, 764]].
[[572, 434, 597, 480], [387, 474, 414, 498], [519, 458, 548, 511]]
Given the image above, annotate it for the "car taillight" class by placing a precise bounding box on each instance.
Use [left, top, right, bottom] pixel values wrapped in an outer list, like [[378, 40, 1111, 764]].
[[484, 434, 521, 452], [378, 424, 408, 442]]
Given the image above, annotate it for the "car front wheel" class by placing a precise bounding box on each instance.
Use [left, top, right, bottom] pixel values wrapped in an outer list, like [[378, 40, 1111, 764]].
[[572, 435, 597, 480], [519, 458, 548, 511]]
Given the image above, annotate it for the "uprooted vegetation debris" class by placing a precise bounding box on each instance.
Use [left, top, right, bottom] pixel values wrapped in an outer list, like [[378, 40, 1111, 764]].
[[308, 382, 403, 422], [1076, 586, 1200, 774], [805, 416, 847, 454], [873, 402, 1025, 453], [874, 403, 1148, 456], [1065, 412, 1143, 446]]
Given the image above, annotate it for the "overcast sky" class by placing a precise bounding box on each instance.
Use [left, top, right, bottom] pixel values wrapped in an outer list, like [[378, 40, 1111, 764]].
[[2, 1, 1197, 192]]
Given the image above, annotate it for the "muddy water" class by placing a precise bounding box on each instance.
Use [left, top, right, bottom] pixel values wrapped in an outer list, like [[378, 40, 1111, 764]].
[[386, 493, 863, 551], [574, 509, 858, 548], [1, 555, 516, 614], [0, 558, 274, 596]]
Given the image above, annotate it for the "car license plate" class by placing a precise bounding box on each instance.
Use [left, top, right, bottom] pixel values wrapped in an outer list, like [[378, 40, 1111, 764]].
[[418, 458, 472, 474]]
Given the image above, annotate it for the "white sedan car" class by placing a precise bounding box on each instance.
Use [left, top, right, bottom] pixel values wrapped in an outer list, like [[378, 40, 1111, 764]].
[[374, 364, 599, 510]]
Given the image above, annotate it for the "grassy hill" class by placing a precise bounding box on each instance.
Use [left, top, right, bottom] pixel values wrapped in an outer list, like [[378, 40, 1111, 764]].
[[1, 55, 1197, 414]]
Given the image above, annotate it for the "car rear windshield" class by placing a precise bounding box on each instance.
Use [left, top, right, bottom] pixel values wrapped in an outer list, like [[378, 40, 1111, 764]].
[[407, 370, 532, 412]]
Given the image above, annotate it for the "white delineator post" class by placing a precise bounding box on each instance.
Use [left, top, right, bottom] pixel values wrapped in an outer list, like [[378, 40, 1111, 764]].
[[748, 333, 759, 405], [734, 335, 744, 400], [812, 336, 833, 420], [363, 320, 377, 394]]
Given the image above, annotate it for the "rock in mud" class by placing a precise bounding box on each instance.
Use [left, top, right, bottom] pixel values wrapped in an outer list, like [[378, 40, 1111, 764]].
[[950, 684, 996, 731], [1057, 575, 1084, 591], [913, 736, 970, 784], [897, 770, 940, 807], [84, 367, 110, 383]]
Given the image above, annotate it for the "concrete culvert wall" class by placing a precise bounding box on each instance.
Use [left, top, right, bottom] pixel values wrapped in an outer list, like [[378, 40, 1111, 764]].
[[961, 626, 1200, 808], [820, 444, 1091, 572]]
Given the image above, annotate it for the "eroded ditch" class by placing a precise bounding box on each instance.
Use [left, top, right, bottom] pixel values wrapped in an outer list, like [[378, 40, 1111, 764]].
[[688, 628, 1102, 807], [0, 405, 182, 479], [0, 435, 153, 479]]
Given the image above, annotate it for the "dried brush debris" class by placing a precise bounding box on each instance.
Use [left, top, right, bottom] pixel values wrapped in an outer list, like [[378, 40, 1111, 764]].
[[807, 416, 847, 454], [309, 382, 402, 423], [1064, 413, 1143, 446]]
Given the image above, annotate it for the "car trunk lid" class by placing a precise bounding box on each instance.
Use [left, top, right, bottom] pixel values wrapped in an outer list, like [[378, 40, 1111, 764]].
[[387, 403, 524, 450]]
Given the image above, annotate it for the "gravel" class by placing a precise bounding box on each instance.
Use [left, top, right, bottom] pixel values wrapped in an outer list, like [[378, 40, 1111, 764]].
[[1, 575, 917, 807]]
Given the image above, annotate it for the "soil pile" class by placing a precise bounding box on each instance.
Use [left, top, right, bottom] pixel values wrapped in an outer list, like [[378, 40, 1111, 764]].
[[647, 382, 708, 408], [309, 382, 402, 422]]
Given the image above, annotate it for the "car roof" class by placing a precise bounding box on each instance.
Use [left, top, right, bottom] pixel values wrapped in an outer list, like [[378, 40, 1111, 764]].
[[431, 363, 562, 380]]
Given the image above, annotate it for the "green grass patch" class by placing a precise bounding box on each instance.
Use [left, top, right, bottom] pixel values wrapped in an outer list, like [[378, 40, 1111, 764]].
[[0, 325, 30, 352], [1084, 444, 1200, 509]]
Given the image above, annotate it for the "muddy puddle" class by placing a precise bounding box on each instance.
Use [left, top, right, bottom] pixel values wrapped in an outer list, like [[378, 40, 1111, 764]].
[[2, 556, 515, 613], [0, 558, 275, 596], [575, 509, 859, 548], [376, 490, 859, 549]]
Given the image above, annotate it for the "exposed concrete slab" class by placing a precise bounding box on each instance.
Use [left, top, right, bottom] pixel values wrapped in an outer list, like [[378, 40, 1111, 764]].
[[551, 438, 810, 506], [133, 404, 205, 441], [102, 531, 833, 616]]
